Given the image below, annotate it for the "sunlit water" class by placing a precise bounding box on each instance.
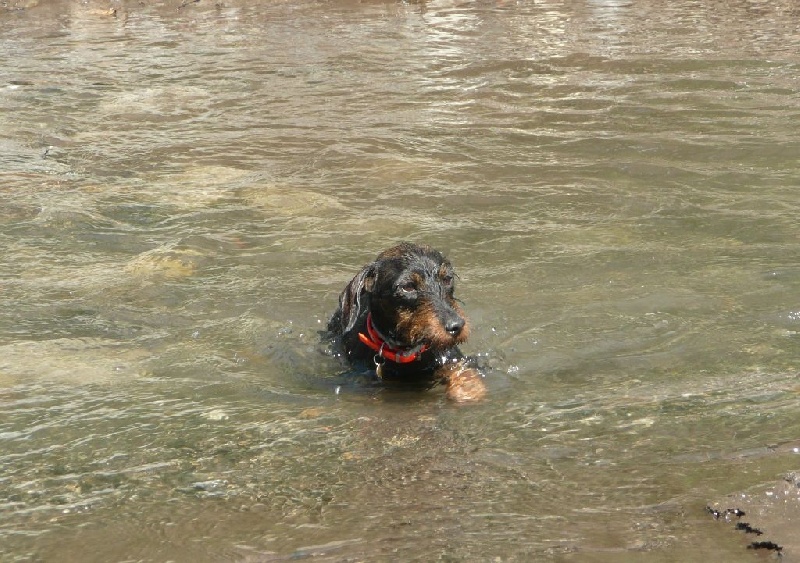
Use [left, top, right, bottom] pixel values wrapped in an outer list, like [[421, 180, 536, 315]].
[[1, 0, 799, 561]]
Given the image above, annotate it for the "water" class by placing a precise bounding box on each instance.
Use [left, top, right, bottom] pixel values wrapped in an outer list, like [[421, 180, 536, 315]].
[[2, 0, 799, 561]]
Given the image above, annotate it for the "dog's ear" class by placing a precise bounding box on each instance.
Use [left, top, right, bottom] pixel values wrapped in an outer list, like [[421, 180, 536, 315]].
[[339, 263, 376, 333]]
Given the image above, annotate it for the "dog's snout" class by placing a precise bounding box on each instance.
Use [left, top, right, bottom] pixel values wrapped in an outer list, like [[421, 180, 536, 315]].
[[445, 316, 465, 337]]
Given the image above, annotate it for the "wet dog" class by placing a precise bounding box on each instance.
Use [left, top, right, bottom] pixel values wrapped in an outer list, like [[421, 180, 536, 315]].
[[327, 243, 486, 402]]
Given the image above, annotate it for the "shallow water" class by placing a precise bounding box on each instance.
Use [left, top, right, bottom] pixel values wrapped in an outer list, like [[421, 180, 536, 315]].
[[1, 0, 800, 561]]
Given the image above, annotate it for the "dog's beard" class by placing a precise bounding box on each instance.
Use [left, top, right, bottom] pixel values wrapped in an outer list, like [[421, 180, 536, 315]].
[[393, 307, 469, 350]]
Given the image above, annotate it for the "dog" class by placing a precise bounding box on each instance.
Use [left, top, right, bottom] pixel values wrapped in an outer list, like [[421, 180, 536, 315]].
[[327, 242, 486, 402]]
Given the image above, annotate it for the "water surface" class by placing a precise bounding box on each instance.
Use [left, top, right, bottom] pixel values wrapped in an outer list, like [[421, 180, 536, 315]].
[[1, 0, 799, 561]]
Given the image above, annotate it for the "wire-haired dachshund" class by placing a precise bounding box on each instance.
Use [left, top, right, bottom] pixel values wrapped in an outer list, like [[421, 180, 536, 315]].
[[327, 242, 486, 402]]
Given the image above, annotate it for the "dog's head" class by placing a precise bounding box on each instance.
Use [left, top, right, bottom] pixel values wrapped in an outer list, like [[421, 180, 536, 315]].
[[338, 242, 470, 350]]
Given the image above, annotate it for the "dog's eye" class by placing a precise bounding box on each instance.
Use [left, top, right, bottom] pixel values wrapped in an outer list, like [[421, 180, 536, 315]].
[[441, 274, 454, 287], [399, 281, 417, 294]]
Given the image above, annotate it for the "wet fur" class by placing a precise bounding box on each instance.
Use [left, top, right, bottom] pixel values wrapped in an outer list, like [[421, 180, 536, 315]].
[[327, 243, 486, 402]]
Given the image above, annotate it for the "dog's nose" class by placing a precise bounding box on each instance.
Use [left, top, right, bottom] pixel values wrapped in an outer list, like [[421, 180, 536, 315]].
[[445, 317, 465, 337]]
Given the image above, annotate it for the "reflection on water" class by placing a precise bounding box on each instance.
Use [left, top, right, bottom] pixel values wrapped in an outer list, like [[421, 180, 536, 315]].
[[2, 0, 800, 560]]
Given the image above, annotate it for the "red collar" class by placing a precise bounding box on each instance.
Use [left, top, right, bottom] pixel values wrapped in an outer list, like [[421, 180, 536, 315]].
[[358, 313, 428, 364]]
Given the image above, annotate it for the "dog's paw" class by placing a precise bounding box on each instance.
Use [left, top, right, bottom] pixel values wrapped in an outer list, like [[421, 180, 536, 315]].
[[442, 363, 487, 403]]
